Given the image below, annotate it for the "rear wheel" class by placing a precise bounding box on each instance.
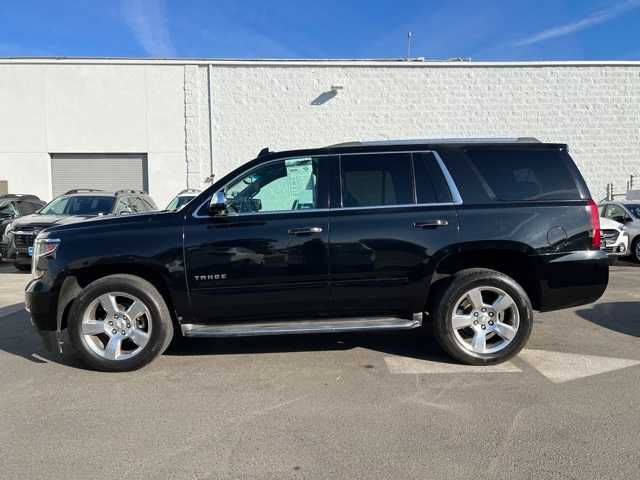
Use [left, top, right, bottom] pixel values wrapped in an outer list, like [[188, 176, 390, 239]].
[[430, 268, 533, 365], [68, 274, 173, 371]]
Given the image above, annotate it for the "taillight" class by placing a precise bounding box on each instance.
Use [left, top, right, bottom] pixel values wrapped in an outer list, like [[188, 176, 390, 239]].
[[586, 199, 601, 249]]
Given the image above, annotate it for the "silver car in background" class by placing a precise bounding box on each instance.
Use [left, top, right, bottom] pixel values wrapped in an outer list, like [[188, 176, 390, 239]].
[[600, 202, 640, 262]]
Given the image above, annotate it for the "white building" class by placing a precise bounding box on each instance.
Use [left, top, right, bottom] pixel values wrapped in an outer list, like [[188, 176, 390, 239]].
[[0, 58, 639, 206]]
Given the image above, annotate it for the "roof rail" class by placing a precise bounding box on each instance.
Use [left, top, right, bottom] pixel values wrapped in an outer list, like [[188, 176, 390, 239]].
[[0, 193, 41, 200], [177, 188, 201, 195], [64, 189, 105, 195], [115, 189, 147, 195], [326, 137, 542, 148]]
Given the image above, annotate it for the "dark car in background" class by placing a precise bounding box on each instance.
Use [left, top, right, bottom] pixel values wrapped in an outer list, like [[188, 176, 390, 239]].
[[3, 189, 157, 271], [0, 194, 46, 236], [24, 138, 609, 372], [0, 194, 46, 261]]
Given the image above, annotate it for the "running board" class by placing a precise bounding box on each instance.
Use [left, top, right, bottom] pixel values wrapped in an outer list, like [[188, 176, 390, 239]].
[[181, 313, 423, 338]]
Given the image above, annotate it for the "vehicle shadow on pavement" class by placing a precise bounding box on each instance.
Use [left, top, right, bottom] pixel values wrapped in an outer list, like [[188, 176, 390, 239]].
[[575, 302, 640, 337], [0, 307, 85, 369], [165, 326, 457, 364], [0, 308, 457, 368]]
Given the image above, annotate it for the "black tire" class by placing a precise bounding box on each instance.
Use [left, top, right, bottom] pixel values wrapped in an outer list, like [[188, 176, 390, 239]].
[[631, 237, 640, 263], [14, 263, 31, 272], [608, 257, 618, 266], [68, 274, 173, 372], [429, 268, 533, 365]]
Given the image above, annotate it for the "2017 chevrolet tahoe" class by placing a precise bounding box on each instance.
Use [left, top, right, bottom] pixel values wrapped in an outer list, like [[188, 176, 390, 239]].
[[25, 139, 609, 371]]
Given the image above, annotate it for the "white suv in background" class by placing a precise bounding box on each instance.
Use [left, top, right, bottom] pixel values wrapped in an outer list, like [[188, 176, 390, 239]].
[[600, 202, 640, 262], [598, 216, 629, 264]]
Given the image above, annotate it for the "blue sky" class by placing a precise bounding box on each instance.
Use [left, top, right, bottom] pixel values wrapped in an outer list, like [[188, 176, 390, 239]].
[[1, 0, 639, 60]]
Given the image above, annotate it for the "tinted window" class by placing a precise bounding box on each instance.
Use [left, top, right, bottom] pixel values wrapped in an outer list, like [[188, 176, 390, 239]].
[[223, 157, 319, 213], [603, 204, 628, 222], [128, 197, 147, 213], [141, 197, 157, 210], [464, 148, 581, 201], [19, 202, 40, 214], [412, 152, 452, 204], [623, 204, 640, 219], [0, 201, 17, 217], [40, 196, 115, 216], [340, 153, 413, 208]]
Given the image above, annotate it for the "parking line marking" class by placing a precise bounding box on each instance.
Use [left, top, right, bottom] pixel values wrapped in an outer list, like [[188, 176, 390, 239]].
[[384, 355, 522, 374], [519, 349, 640, 384]]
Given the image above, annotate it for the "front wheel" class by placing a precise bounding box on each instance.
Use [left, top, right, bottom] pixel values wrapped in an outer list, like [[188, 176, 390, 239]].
[[430, 268, 533, 365], [632, 237, 640, 263], [14, 263, 31, 272], [68, 274, 174, 371]]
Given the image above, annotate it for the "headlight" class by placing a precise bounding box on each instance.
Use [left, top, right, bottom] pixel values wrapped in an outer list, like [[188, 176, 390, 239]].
[[4, 221, 14, 237], [31, 236, 61, 278]]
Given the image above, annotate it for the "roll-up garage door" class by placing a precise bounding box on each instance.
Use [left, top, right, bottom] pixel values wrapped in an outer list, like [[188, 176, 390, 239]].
[[50, 154, 148, 197]]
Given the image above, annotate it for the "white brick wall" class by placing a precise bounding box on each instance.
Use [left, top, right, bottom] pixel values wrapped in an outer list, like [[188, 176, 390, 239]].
[[0, 59, 638, 204], [204, 63, 640, 201], [184, 65, 211, 190]]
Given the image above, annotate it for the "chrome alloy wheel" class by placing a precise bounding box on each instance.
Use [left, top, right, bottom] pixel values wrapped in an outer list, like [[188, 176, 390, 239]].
[[450, 286, 520, 355], [81, 292, 152, 361]]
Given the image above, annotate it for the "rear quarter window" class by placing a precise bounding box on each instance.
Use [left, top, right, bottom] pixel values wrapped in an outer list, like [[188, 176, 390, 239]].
[[464, 148, 581, 201]]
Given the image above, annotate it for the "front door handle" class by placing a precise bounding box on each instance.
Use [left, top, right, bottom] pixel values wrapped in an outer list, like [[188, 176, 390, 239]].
[[288, 227, 323, 235], [413, 220, 449, 229]]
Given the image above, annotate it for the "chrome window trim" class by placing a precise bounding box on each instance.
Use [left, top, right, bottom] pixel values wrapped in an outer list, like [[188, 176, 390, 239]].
[[192, 149, 463, 219], [431, 150, 463, 205]]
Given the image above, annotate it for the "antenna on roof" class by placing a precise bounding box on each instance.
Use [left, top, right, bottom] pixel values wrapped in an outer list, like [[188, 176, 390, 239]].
[[406, 32, 413, 60]]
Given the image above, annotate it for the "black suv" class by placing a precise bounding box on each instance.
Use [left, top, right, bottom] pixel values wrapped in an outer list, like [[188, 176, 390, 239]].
[[4, 189, 156, 271], [25, 139, 608, 371]]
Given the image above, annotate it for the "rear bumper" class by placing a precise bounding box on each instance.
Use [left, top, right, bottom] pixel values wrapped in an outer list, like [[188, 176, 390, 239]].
[[535, 250, 609, 312]]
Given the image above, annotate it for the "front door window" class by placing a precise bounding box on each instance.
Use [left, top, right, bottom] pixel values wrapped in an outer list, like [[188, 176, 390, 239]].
[[222, 157, 319, 214]]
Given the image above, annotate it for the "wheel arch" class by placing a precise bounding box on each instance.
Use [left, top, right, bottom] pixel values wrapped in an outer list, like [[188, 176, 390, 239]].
[[59, 264, 181, 334], [432, 242, 541, 310]]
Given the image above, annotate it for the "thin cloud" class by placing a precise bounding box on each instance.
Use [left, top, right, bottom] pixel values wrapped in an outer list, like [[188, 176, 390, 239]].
[[121, 0, 177, 57], [513, 0, 640, 47]]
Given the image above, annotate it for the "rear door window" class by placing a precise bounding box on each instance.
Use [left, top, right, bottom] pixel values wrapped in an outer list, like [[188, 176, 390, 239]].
[[340, 153, 413, 208], [464, 148, 581, 201], [412, 152, 452, 204]]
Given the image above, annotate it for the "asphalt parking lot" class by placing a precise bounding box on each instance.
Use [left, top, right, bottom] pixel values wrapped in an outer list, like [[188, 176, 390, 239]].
[[1, 262, 639, 480]]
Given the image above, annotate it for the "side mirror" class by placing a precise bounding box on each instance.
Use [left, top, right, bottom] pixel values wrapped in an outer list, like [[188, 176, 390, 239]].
[[209, 191, 227, 215], [624, 216, 634, 223]]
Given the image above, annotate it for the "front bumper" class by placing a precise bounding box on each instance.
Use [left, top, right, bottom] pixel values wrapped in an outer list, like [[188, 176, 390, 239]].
[[535, 250, 609, 312], [1, 237, 32, 265], [25, 274, 82, 353], [25, 277, 58, 332], [600, 233, 629, 257]]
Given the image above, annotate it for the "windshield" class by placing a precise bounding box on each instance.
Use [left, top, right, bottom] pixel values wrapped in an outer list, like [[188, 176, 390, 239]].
[[166, 195, 196, 211], [624, 204, 640, 219], [0, 200, 16, 217], [40, 196, 115, 216]]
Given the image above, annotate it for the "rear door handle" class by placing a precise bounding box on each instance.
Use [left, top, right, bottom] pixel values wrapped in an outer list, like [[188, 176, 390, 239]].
[[288, 227, 323, 235], [413, 220, 449, 229]]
